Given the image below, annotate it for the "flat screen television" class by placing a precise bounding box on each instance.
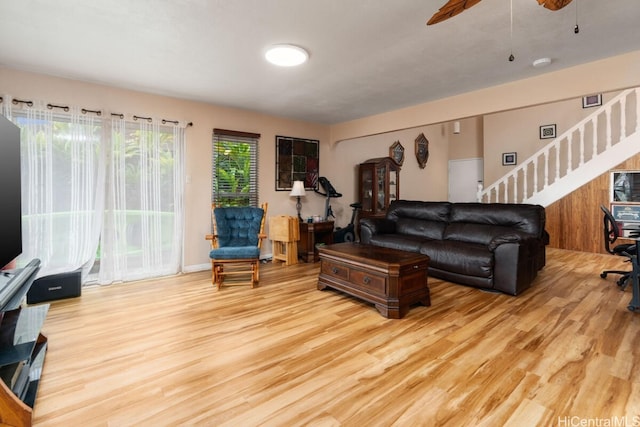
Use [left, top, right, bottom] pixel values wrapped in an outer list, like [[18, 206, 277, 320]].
[[0, 113, 22, 270], [612, 170, 640, 203]]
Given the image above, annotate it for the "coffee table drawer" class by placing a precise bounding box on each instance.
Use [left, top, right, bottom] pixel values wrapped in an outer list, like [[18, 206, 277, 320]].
[[350, 269, 386, 294], [321, 261, 349, 280]]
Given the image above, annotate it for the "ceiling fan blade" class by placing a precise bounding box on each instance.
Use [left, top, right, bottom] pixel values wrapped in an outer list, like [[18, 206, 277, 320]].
[[536, 0, 573, 11], [427, 0, 483, 25]]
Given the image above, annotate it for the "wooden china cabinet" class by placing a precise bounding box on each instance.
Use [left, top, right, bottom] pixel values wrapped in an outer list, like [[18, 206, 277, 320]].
[[358, 157, 400, 224]]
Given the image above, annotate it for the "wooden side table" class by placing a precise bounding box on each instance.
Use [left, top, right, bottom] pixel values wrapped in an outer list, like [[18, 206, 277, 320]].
[[298, 221, 334, 262], [269, 215, 299, 266]]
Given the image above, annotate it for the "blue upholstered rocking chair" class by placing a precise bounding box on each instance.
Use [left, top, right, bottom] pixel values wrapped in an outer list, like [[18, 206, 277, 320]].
[[205, 203, 267, 289]]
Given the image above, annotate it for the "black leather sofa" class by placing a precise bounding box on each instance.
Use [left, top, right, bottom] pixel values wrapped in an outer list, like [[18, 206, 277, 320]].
[[359, 200, 547, 295]]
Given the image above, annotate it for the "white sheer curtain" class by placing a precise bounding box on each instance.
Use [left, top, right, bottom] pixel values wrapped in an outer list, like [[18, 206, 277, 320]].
[[3, 96, 185, 284], [6, 98, 105, 277], [99, 117, 184, 284]]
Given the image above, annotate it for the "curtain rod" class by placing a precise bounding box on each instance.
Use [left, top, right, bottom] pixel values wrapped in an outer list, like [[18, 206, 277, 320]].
[[47, 103, 69, 112], [81, 108, 102, 116], [163, 119, 194, 127], [45, 103, 102, 116], [4, 96, 192, 126], [12, 98, 33, 107]]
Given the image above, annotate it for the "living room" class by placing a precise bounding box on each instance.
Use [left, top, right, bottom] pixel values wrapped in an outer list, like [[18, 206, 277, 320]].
[[2, 1, 640, 425]]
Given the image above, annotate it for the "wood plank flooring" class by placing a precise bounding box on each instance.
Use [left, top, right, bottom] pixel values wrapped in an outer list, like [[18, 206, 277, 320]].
[[31, 248, 640, 426]]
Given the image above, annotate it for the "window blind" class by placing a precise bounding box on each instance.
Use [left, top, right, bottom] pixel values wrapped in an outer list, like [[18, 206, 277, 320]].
[[212, 128, 260, 207]]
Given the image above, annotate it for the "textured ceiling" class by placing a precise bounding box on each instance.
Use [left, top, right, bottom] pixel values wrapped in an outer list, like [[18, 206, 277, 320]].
[[0, 0, 639, 124]]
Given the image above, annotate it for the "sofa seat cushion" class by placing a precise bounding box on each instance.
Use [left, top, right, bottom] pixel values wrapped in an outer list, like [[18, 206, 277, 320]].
[[368, 234, 425, 253], [419, 240, 493, 278]]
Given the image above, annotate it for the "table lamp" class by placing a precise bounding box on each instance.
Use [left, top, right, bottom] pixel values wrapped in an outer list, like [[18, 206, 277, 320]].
[[289, 181, 306, 222]]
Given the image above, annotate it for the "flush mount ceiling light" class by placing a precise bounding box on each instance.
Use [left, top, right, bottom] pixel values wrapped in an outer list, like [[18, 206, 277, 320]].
[[265, 44, 309, 67], [533, 57, 552, 68]]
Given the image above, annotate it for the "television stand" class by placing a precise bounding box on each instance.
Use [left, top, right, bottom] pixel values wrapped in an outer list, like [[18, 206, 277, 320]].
[[0, 259, 41, 311], [0, 259, 44, 427]]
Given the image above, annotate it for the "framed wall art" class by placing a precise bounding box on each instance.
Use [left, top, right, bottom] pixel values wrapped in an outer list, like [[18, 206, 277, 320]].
[[582, 94, 602, 108], [415, 133, 429, 169], [275, 135, 319, 191], [502, 152, 517, 166], [389, 140, 404, 166], [539, 124, 556, 139]]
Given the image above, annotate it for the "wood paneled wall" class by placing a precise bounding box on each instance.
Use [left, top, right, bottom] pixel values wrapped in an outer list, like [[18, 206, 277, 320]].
[[546, 152, 640, 254]]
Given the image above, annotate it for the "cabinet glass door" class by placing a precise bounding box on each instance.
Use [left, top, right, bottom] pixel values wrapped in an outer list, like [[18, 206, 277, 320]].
[[389, 169, 398, 203], [377, 167, 386, 212], [361, 168, 373, 212]]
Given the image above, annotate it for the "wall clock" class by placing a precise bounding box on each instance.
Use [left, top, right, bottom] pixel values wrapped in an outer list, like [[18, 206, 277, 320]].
[[389, 140, 404, 166], [415, 133, 429, 169]]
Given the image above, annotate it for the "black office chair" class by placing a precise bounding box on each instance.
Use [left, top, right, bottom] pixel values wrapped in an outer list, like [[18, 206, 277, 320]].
[[600, 205, 636, 289]]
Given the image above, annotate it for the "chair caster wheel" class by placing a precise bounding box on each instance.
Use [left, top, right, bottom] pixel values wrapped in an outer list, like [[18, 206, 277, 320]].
[[628, 305, 639, 312], [600, 273, 607, 278]]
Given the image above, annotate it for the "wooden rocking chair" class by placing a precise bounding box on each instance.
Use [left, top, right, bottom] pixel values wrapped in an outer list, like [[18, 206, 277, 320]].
[[205, 203, 267, 290]]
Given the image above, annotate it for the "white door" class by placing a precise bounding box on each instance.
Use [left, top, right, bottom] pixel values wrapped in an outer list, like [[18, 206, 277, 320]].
[[448, 158, 484, 202]]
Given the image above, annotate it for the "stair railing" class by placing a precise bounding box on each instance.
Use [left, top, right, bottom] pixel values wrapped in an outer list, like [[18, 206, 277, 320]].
[[479, 87, 640, 205]]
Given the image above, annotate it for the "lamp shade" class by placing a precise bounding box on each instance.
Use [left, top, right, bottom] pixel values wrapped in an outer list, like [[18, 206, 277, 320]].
[[289, 181, 306, 197]]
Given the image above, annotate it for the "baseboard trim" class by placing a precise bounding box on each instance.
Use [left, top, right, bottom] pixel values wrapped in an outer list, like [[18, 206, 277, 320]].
[[183, 263, 210, 273]]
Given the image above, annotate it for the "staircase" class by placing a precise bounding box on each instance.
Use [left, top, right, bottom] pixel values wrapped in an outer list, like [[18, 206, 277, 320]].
[[479, 87, 640, 206]]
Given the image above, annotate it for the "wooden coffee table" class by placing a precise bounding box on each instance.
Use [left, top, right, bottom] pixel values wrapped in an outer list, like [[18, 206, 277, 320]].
[[317, 243, 430, 319]]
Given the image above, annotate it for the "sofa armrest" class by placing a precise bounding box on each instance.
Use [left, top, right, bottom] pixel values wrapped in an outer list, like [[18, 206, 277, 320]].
[[489, 233, 542, 293], [359, 218, 396, 244], [487, 233, 523, 251]]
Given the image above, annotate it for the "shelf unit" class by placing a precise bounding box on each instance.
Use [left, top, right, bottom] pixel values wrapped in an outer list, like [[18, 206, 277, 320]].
[[358, 157, 401, 223], [0, 304, 49, 427]]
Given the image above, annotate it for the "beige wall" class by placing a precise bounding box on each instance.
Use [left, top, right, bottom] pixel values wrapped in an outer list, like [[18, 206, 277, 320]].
[[330, 50, 640, 144], [448, 116, 483, 160], [482, 90, 622, 185], [324, 116, 482, 226], [324, 124, 450, 226], [2, 49, 638, 270], [327, 50, 639, 224], [0, 67, 330, 270]]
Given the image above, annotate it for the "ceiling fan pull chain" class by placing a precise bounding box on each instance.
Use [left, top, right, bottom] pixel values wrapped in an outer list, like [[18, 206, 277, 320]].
[[574, 0, 580, 34], [508, 0, 515, 61]]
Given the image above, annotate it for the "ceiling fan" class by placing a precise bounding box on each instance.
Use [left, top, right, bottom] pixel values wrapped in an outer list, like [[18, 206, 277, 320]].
[[427, 0, 574, 25]]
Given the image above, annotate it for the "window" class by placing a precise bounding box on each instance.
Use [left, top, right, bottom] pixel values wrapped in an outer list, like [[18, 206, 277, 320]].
[[14, 108, 104, 275], [99, 119, 185, 283], [212, 128, 260, 206], [9, 101, 185, 284]]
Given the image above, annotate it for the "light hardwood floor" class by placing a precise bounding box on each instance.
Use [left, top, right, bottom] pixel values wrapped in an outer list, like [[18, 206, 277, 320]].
[[31, 248, 640, 426]]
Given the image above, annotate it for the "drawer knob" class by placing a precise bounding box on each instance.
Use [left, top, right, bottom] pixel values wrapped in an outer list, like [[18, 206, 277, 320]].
[[363, 276, 371, 284], [332, 267, 339, 274]]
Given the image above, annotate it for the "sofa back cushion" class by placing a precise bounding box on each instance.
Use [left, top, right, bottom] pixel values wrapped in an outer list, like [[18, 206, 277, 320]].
[[395, 218, 447, 240], [444, 223, 520, 246], [448, 203, 545, 237], [387, 200, 451, 240]]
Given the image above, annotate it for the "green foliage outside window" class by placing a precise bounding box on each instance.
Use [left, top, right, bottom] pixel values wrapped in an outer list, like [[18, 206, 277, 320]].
[[213, 140, 255, 206]]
